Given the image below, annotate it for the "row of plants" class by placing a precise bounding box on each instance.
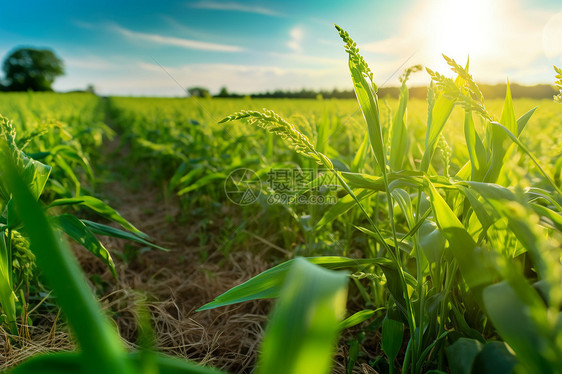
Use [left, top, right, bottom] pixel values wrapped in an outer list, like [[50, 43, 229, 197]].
[[0, 25, 561, 373]]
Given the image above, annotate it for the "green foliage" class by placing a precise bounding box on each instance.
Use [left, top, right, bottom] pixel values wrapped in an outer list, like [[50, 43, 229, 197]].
[[2, 48, 64, 91], [204, 25, 562, 373]]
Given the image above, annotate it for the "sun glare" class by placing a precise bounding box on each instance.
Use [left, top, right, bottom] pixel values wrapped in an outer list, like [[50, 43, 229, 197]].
[[417, 0, 498, 70]]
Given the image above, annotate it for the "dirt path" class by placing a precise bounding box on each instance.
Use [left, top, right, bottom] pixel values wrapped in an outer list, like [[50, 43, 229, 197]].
[[82, 99, 273, 372]]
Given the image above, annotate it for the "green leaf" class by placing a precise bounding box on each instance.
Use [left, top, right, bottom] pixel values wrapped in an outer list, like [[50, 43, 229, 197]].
[[316, 189, 374, 228], [421, 84, 455, 172], [48, 196, 146, 237], [51, 214, 117, 278], [81, 220, 168, 252], [338, 309, 378, 330], [256, 258, 348, 374], [382, 315, 403, 363], [484, 81, 516, 183], [483, 282, 551, 373], [389, 80, 409, 171], [471, 341, 518, 374], [418, 220, 446, 263], [197, 256, 392, 311], [463, 110, 486, 181], [487, 121, 562, 197], [426, 180, 495, 291], [347, 49, 386, 174], [11, 351, 225, 374], [516, 107, 536, 136], [1, 145, 135, 374], [445, 338, 483, 374]]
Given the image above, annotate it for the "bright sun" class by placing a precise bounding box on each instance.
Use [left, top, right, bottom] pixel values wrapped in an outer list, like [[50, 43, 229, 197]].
[[415, 0, 499, 68]]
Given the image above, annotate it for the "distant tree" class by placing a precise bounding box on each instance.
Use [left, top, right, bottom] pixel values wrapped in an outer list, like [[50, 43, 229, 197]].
[[2, 47, 64, 91], [86, 84, 96, 95], [216, 86, 229, 97], [187, 86, 210, 98]]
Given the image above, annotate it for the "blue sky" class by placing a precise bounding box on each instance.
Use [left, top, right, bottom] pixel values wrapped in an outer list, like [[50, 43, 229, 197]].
[[1, 0, 561, 96]]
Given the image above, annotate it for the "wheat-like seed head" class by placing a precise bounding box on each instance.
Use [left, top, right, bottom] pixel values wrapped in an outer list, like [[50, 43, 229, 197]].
[[219, 109, 333, 168], [426, 66, 493, 122], [554, 65, 562, 103], [442, 55, 484, 103], [400, 65, 423, 84], [334, 24, 376, 90]]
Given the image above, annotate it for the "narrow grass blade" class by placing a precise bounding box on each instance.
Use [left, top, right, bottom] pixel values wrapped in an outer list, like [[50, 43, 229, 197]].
[[338, 309, 378, 330]]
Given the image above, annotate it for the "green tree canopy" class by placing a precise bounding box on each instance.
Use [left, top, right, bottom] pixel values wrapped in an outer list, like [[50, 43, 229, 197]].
[[2, 47, 64, 91]]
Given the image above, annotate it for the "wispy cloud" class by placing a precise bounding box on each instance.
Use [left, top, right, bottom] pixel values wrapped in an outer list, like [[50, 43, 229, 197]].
[[189, 1, 283, 17], [109, 23, 244, 52], [64, 56, 117, 70], [287, 26, 304, 52]]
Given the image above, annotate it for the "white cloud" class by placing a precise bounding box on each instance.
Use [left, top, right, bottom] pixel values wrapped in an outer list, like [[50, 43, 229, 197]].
[[111, 24, 244, 52], [109, 23, 245, 52], [287, 26, 304, 52], [189, 1, 283, 17]]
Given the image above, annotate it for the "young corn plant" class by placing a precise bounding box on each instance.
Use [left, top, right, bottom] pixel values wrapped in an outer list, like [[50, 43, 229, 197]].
[[0, 115, 165, 335], [1, 140, 351, 374], [202, 25, 562, 373]]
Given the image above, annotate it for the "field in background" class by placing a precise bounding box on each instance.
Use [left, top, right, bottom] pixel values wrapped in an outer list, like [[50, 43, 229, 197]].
[[1, 88, 562, 373]]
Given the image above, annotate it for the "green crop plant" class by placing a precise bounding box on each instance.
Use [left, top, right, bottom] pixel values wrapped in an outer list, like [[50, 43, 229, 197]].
[[0, 115, 164, 335], [204, 25, 562, 373], [1, 139, 351, 374]]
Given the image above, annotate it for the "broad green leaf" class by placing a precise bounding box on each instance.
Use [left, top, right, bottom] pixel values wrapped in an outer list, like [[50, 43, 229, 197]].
[[348, 55, 386, 174], [471, 341, 518, 374], [445, 337, 482, 374], [483, 282, 552, 373], [421, 84, 455, 172], [531, 203, 562, 231], [51, 214, 117, 278], [48, 196, 145, 237], [381, 315, 403, 364], [426, 180, 495, 290], [256, 258, 348, 374], [197, 256, 392, 311], [1, 146, 134, 374], [11, 351, 225, 374], [341, 171, 423, 191], [418, 220, 446, 263]]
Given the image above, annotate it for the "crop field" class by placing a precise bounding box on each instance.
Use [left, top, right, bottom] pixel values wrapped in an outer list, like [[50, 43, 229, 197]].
[[1, 25, 562, 374]]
